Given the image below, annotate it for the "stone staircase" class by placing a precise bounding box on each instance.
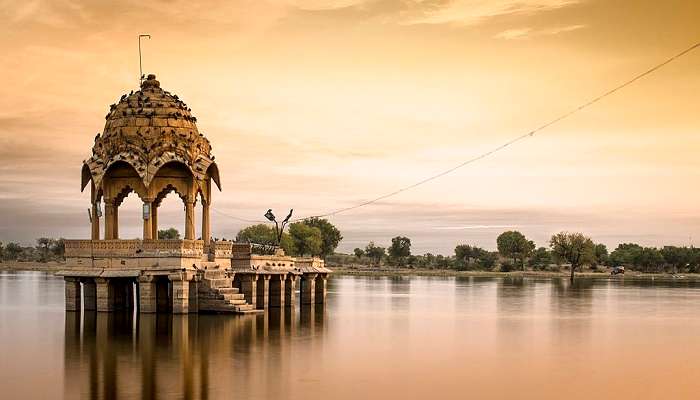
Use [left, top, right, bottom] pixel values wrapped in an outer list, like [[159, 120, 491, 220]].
[[198, 268, 260, 314]]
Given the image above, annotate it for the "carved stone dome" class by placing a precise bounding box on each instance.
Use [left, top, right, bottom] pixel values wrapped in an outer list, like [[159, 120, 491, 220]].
[[81, 74, 220, 192]]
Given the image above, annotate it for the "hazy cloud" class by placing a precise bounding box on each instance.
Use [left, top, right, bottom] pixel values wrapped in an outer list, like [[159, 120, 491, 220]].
[[494, 23, 586, 39]]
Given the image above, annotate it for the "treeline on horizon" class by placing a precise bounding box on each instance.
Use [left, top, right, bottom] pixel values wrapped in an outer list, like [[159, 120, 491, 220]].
[[3, 219, 699, 276]]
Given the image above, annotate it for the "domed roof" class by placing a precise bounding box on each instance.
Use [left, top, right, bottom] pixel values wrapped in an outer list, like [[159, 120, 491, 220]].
[[81, 74, 220, 192]]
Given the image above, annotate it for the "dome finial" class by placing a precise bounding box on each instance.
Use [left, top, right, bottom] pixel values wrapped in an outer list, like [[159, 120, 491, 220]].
[[141, 74, 160, 89]]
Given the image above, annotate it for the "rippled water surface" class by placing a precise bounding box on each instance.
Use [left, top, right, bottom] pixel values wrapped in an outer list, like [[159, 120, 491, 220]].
[[2, 271, 700, 399]]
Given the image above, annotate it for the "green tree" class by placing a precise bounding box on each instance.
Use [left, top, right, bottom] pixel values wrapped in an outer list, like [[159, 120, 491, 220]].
[[592, 243, 609, 267], [388, 236, 411, 265], [51, 238, 66, 259], [288, 222, 322, 256], [0, 241, 4, 261], [303, 217, 343, 258], [36, 237, 53, 262], [528, 247, 552, 270], [632, 247, 664, 273], [4, 242, 22, 261], [476, 251, 497, 270], [236, 224, 293, 254], [496, 231, 535, 270], [353, 248, 365, 259], [610, 243, 642, 267], [365, 242, 385, 266], [549, 232, 595, 282], [661, 246, 692, 274], [158, 227, 181, 240]]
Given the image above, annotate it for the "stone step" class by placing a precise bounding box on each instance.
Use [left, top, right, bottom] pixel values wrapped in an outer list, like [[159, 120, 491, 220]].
[[226, 298, 247, 305], [203, 269, 226, 279], [222, 293, 245, 301], [215, 287, 240, 295], [205, 278, 231, 288]]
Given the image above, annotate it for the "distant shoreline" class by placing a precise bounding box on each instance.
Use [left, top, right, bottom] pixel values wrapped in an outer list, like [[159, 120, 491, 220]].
[[3, 262, 699, 282], [328, 265, 700, 281]]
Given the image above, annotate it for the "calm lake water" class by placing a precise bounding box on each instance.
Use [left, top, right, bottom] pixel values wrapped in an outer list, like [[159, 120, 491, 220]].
[[2, 271, 700, 399]]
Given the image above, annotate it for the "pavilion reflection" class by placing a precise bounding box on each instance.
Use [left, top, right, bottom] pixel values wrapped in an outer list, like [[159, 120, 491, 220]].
[[63, 306, 326, 400]]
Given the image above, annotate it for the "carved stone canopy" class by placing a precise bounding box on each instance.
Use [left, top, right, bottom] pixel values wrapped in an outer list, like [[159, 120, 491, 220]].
[[81, 74, 221, 193]]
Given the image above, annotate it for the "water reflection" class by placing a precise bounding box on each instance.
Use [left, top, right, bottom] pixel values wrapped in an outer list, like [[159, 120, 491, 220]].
[[7, 272, 700, 399], [63, 307, 325, 399]]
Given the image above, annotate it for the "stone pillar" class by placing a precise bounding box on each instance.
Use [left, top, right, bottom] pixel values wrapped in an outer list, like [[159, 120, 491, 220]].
[[138, 275, 156, 313], [202, 201, 211, 246], [300, 273, 317, 305], [83, 280, 97, 311], [256, 274, 270, 310], [269, 274, 285, 307], [151, 205, 159, 240], [104, 201, 115, 240], [315, 274, 327, 305], [113, 205, 119, 239], [285, 274, 298, 308], [95, 278, 112, 312], [169, 273, 190, 314], [143, 199, 153, 240], [64, 277, 81, 311], [238, 274, 257, 308], [185, 199, 195, 240], [188, 279, 199, 313], [91, 203, 100, 240]]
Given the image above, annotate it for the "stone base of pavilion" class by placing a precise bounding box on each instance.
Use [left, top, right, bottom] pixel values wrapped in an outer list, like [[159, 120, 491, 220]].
[[57, 240, 330, 315]]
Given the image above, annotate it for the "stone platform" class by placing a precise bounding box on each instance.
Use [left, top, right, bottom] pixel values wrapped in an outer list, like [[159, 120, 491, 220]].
[[58, 240, 330, 314]]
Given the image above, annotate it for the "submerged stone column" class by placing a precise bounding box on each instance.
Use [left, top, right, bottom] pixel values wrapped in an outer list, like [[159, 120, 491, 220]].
[[64, 277, 81, 311], [300, 273, 318, 305], [95, 277, 112, 312], [285, 274, 299, 307], [238, 274, 257, 308], [83, 280, 97, 311], [138, 275, 156, 313], [315, 274, 328, 305], [169, 273, 190, 314], [269, 274, 286, 308], [256, 274, 271, 310]]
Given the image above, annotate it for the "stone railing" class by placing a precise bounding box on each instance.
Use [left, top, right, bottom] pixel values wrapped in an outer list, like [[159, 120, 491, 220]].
[[64, 239, 204, 258]]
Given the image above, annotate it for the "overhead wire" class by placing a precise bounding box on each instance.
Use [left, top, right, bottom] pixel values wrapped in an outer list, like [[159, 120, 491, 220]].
[[212, 41, 700, 224]]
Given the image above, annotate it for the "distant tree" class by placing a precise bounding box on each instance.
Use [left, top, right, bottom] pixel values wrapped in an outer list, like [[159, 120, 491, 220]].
[[365, 242, 385, 266], [496, 231, 535, 270], [36, 237, 53, 262], [632, 247, 664, 273], [610, 243, 642, 267], [528, 247, 552, 270], [353, 248, 365, 259], [51, 238, 66, 259], [388, 236, 411, 265], [303, 218, 343, 258], [549, 232, 595, 282], [661, 246, 692, 274], [288, 222, 322, 256], [4, 242, 22, 261], [0, 241, 3, 261], [236, 224, 294, 254], [158, 227, 181, 240], [476, 251, 498, 270], [592, 243, 609, 267]]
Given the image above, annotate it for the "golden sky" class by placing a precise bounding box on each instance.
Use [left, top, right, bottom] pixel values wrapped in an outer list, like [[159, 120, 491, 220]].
[[1, 0, 699, 253]]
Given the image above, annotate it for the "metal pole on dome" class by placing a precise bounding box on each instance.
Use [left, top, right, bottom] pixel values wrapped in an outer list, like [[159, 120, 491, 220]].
[[138, 34, 151, 85]]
